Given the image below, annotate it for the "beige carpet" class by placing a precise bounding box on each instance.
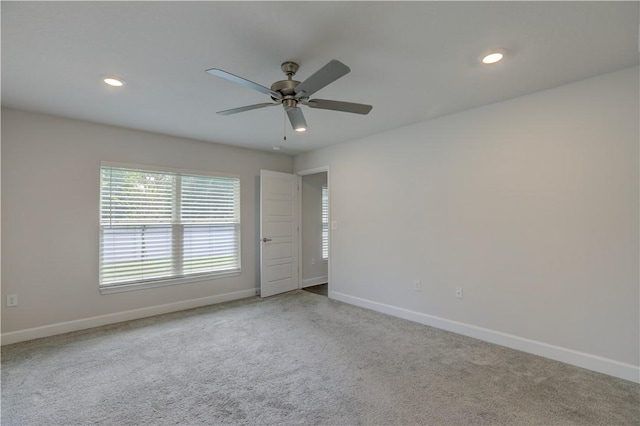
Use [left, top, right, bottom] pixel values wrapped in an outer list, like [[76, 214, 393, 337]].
[[2, 290, 639, 425]]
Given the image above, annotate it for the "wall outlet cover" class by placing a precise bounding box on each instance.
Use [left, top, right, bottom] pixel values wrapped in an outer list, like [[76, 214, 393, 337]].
[[456, 287, 463, 299]]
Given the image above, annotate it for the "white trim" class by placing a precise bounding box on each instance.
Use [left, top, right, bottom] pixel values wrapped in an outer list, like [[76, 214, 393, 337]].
[[296, 166, 330, 177], [99, 270, 241, 294], [100, 160, 241, 180], [302, 276, 328, 288], [329, 290, 640, 384], [1, 288, 256, 346]]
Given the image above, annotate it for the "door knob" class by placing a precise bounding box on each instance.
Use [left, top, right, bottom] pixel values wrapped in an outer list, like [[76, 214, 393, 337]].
[[262, 237, 272, 243]]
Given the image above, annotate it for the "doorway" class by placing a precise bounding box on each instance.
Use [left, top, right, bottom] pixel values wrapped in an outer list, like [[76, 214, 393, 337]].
[[298, 168, 329, 297]]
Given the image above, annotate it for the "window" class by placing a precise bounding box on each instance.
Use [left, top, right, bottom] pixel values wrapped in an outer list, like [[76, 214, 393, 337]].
[[322, 185, 329, 261], [99, 163, 240, 293]]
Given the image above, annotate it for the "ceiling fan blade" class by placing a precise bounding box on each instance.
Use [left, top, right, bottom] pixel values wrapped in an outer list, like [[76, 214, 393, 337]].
[[206, 68, 282, 99], [217, 103, 279, 116], [286, 107, 307, 131], [305, 99, 373, 115], [294, 60, 350, 98]]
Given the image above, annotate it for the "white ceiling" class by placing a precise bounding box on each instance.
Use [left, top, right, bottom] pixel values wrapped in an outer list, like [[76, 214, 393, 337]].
[[2, 1, 638, 155]]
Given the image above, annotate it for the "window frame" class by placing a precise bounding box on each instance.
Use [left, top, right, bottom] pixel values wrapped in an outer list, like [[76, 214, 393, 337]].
[[321, 185, 329, 262], [99, 161, 241, 294]]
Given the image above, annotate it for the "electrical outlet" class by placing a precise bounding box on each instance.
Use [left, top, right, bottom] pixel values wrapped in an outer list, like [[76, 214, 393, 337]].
[[311, 258, 316, 265], [6, 294, 18, 307], [456, 287, 463, 299], [413, 280, 422, 291], [331, 221, 338, 230]]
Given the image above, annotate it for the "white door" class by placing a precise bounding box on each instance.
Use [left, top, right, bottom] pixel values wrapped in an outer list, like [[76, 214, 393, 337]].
[[260, 170, 299, 297]]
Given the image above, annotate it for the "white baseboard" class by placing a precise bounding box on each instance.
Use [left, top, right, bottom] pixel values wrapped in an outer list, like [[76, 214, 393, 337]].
[[302, 276, 328, 288], [1, 288, 257, 346], [329, 290, 640, 384]]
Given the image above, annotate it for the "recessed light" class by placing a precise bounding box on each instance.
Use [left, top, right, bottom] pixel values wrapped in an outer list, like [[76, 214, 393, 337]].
[[295, 127, 306, 132], [482, 50, 506, 64], [102, 76, 125, 87], [272, 146, 281, 151]]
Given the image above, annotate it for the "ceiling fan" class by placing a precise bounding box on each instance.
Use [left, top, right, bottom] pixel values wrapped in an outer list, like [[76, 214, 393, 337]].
[[206, 60, 372, 132]]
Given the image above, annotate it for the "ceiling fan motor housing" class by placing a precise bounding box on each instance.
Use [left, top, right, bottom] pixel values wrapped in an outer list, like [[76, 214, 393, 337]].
[[270, 79, 300, 98], [270, 61, 305, 102]]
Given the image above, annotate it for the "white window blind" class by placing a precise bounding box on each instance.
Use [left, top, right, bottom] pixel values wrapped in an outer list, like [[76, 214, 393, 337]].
[[100, 164, 240, 291], [321, 185, 329, 261]]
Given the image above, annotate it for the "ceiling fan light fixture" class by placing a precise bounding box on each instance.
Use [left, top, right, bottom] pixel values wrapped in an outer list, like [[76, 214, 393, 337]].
[[295, 127, 306, 132], [481, 49, 506, 64], [102, 75, 125, 87]]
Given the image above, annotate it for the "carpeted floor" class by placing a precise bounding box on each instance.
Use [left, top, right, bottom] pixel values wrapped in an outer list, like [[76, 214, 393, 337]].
[[2, 290, 639, 425]]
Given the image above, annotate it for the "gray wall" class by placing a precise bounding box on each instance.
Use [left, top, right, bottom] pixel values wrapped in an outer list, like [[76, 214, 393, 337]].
[[1, 108, 293, 333], [301, 172, 328, 285], [295, 66, 639, 377]]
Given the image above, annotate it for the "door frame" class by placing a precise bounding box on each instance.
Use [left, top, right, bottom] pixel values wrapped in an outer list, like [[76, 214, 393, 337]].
[[296, 166, 331, 297]]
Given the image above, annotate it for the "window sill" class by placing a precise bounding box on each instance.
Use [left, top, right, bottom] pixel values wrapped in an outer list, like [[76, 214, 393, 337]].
[[99, 270, 241, 295]]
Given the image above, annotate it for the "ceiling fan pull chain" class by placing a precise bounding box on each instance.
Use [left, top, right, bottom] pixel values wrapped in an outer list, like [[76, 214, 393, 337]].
[[283, 110, 287, 141]]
